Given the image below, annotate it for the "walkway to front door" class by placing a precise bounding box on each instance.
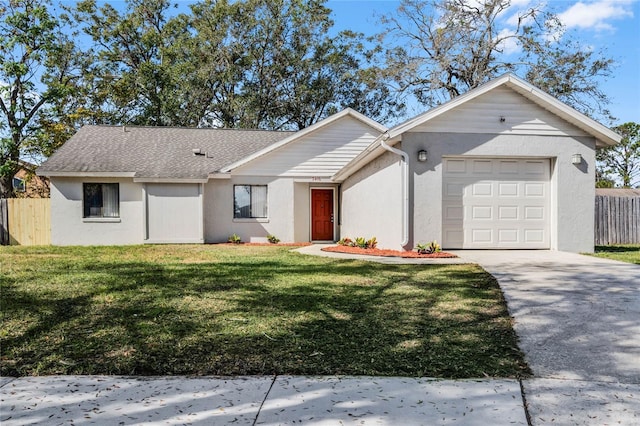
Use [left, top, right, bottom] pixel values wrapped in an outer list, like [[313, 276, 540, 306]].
[[311, 189, 333, 241]]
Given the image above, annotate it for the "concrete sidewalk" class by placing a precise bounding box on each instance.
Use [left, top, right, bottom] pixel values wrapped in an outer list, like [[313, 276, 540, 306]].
[[1, 375, 528, 425]]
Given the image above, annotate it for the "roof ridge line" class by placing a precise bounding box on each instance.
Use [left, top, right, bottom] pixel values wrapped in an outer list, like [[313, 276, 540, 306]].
[[88, 124, 295, 132]]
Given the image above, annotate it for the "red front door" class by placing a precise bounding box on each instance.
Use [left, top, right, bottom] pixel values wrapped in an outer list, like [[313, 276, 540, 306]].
[[311, 189, 334, 241]]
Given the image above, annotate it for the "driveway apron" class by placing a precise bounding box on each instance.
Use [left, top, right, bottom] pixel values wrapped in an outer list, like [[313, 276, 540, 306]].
[[452, 250, 640, 424]]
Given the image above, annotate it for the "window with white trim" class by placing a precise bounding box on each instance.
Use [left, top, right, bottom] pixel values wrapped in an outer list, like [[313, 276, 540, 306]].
[[83, 183, 120, 218], [234, 185, 267, 218]]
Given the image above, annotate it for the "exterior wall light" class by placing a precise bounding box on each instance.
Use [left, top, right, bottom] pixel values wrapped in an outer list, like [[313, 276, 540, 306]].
[[417, 150, 428, 162], [571, 154, 583, 165]]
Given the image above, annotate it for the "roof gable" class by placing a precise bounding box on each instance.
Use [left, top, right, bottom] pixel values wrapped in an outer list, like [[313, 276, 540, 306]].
[[409, 86, 591, 137], [388, 73, 620, 147], [221, 108, 387, 174]]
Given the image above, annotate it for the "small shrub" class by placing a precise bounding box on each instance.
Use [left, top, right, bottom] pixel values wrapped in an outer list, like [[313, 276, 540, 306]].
[[355, 236, 368, 248], [267, 234, 280, 244], [415, 243, 429, 254], [366, 237, 377, 249], [228, 233, 242, 244], [338, 237, 354, 247], [415, 240, 441, 254], [339, 236, 378, 249]]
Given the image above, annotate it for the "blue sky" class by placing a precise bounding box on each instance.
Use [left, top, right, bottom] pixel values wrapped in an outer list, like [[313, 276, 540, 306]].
[[327, 0, 640, 126]]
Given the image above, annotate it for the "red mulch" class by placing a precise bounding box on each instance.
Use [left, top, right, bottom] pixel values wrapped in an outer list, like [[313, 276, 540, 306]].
[[214, 242, 312, 247], [322, 245, 458, 258]]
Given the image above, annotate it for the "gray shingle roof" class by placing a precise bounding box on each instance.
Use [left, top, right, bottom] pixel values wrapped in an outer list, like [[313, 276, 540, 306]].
[[38, 125, 293, 180]]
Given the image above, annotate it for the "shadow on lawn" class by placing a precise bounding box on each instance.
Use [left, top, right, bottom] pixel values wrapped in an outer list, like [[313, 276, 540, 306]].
[[0, 258, 528, 378]]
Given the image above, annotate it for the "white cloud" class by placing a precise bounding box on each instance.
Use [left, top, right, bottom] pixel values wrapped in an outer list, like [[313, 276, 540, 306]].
[[497, 28, 522, 54], [557, 0, 634, 31], [510, 0, 537, 7]]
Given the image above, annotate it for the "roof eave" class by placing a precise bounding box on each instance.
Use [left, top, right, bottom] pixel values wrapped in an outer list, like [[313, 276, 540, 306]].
[[208, 172, 231, 179], [133, 177, 208, 183], [37, 171, 136, 178]]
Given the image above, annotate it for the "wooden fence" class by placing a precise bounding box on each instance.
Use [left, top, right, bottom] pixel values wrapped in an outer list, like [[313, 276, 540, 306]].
[[0, 198, 51, 246], [595, 190, 640, 245]]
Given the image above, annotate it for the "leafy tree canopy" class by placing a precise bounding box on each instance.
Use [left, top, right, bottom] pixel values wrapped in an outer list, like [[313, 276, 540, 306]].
[[597, 122, 640, 188], [0, 0, 78, 197], [64, 0, 402, 130]]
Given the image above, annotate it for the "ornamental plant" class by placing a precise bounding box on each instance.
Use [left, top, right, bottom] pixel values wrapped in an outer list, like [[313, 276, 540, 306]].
[[339, 236, 377, 249], [415, 240, 441, 254], [267, 234, 280, 244], [338, 237, 354, 247], [228, 233, 242, 244], [366, 237, 377, 249]]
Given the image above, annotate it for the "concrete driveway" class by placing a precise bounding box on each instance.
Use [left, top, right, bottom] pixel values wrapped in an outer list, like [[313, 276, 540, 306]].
[[453, 250, 640, 424]]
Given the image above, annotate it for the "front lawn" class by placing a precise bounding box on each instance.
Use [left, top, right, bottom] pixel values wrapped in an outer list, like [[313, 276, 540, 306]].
[[0, 245, 529, 378], [591, 245, 640, 264]]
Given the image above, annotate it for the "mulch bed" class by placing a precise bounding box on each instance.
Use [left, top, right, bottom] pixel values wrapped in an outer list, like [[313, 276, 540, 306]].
[[215, 242, 312, 247], [322, 245, 458, 258]]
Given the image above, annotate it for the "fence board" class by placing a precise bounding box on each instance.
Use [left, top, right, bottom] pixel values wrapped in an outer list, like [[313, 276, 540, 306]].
[[595, 194, 640, 245], [7, 198, 51, 246], [0, 199, 8, 245]]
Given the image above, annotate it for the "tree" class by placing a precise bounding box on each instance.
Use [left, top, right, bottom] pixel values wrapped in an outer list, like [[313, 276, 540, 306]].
[[0, 0, 76, 197], [186, 0, 402, 130], [380, 0, 614, 119], [595, 167, 615, 188], [69, 0, 402, 130], [68, 0, 198, 127], [597, 122, 640, 188]]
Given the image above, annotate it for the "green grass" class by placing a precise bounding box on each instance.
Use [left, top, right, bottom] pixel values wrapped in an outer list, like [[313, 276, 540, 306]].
[[0, 245, 529, 378], [590, 245, 640, 264]]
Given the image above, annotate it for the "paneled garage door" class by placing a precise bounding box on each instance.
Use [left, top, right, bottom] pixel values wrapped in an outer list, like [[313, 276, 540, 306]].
[[442, 158, 550, 249]]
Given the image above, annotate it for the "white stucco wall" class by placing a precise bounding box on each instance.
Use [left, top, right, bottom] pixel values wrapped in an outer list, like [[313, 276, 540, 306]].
[[340, 150, 404, 250], [204, 176, 297, 243], [404, 132, 596, 253], [50, 177, 144, 245], [145, 183, 203, 243], [293, 182, 310, 241], [204, 177, 340, 243]]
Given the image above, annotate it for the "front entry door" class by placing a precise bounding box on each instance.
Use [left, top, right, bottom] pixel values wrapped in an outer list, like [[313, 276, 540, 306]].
[[311, 189, 334, 241]]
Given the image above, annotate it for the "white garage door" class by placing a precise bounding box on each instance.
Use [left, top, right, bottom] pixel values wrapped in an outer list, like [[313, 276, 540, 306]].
[[442, 158, 550, 249]]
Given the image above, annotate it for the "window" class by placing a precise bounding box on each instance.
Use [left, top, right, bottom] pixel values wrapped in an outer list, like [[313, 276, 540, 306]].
[[83, 183, 120, 218], [12, 177, 26, 193], [234, 185, 267, 218]]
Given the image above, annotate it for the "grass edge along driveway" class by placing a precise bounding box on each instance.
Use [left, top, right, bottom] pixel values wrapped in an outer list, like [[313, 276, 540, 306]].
[[1, 245, 530, 378], [590, 245, 640, 264]]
